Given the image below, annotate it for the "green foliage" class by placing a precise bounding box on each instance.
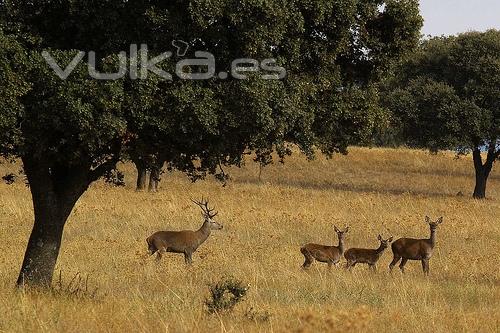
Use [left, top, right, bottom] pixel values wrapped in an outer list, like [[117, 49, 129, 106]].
[[205, 277, 249, 314], [383, 30, 500, 153], [103, 170, 126, 187], [382, 30, 500, 198], [0, 29, 30, 157], [20, 50, 126, 165], [0, 0, 422, 176], [0, 0, 424, 287], [314, 85, 388, 155]]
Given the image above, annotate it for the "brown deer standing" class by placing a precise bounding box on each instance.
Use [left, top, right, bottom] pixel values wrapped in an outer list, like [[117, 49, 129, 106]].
[[389, 216, 443, 275], [146, 199, 223, 264], [344, 235, 393, 271], [301, 225, 349, 269]]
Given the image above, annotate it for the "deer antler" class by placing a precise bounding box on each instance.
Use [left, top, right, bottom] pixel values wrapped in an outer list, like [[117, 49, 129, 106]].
[[191, 198, 218, 218]]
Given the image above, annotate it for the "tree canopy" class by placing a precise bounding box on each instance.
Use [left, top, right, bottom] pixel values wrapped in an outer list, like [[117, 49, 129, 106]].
[[382, 30, 500, 198], [0, 0, 422, 287]]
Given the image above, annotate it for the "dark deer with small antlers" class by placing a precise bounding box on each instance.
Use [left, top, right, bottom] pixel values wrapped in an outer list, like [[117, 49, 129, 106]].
[[301, 225, 349, 269], [146, 198, 223, 264], [389, 216, 443, 275], [344, 235, 393, 271]]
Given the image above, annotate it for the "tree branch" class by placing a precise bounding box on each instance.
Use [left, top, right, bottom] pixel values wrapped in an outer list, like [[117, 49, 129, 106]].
[[472, 147, 483, 170], [88, 139, 123, 183], [486, 140, 499, 164], [493, 140, 500, 160], [89, 155, 121, 183]]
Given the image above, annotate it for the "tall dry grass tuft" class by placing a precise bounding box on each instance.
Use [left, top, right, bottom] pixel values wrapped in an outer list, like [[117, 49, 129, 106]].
[[0, 147, 499, 332]]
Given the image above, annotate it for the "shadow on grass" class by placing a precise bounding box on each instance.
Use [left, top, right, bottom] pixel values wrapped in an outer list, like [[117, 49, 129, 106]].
[[434, 272, 500, 288], [235, 178, 465, 199], [387, 167, 499, 181]]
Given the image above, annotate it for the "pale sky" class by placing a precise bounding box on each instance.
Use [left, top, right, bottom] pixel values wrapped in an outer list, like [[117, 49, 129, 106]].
[[419, 0, 500, 36]]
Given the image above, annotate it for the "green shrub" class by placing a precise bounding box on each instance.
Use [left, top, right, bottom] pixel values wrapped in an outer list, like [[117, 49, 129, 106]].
[[205, 277, 249, 314]]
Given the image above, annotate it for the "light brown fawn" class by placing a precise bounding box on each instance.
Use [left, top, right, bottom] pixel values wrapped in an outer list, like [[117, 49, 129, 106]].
[[146, 199, 223, 264], [301, 225, 349, 269], [344, 235, 393, 271], [389, 216, 443, 275]]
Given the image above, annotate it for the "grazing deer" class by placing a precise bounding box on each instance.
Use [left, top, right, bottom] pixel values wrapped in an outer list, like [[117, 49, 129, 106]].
[[344, 235, 393, 271], [301, 225, 349, 269], [389, 216, 443, 275], [146, 199, 223, 264]]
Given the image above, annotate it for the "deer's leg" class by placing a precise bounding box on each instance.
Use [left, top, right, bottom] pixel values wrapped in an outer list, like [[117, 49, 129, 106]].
[[302, 254, 313, 269], [389, 255, 401, 272], [328, 257, 339, 269], [421, 259, 430, 275], [184, 252, 193, 265], [369, 264, 376, 272], [156, 248, 165, 262], [399, 258, 408, 273], [302, 258, 312, 269], [301, 250, 313, 268]]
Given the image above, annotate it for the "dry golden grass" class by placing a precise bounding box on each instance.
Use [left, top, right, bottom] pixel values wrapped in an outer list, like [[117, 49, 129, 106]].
[[0, 147, 499, 333]]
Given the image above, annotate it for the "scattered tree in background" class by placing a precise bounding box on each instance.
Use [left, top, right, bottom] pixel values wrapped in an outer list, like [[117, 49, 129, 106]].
[[383, 30, 500, 199], [0, 0, 421, 288]]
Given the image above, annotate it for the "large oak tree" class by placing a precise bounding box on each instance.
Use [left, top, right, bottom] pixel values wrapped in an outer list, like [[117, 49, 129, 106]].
[[383, 30, 500, 199], [0, 0, 421, 288]]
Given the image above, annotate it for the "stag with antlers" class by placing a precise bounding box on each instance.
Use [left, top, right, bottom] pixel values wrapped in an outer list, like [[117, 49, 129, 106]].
[[146, 198, 223, 264]]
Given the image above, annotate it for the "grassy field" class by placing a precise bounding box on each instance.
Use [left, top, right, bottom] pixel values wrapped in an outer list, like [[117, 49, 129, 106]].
[[0, 147, 499, 332]]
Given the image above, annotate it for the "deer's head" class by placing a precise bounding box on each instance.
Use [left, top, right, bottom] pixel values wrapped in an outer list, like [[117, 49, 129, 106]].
[[334, 225, 349, 241], [192, 198, 223, 230], [426, 216, 443, 231], [377, 234, 393, 249]]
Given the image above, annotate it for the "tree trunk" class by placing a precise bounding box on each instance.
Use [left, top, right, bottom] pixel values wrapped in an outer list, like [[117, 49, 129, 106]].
[[17, 157, 89, 288], [473, 168, 488, 199], [16, 199, 73, 287], [133, 160, 148, 191], [148, 168, 159, 192], [148, 159, 165, 192], [472, 147, 495, 199]]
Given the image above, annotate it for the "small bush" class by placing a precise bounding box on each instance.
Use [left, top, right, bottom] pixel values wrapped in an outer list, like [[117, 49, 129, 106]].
[[205, 277, 249, 314]]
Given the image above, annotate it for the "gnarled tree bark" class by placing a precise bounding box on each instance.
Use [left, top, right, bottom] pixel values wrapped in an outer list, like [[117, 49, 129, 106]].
[[17, 157, 90, 287], [132, 153, 166, 192], [16, 154, 117, 288], [133, 158, 148, 191], [148, 157, 165, 192], [472, 143, 498, 199]]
